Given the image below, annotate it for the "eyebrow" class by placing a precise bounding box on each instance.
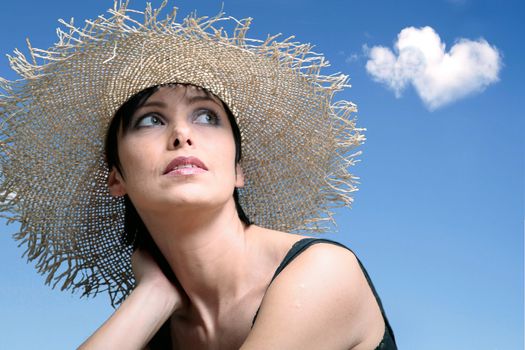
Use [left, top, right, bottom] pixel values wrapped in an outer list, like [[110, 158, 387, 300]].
[[186, 94, 222, 107], [139, 100, 167, 109], [122, 91, 225, 134], [139, 95, 222, 109]]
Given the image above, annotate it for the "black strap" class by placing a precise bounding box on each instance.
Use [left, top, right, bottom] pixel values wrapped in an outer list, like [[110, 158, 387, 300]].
[[252, 238, 396, 347]]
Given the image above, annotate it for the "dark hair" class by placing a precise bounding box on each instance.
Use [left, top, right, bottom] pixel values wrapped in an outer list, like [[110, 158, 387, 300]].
[[105, 84, 251, 250]]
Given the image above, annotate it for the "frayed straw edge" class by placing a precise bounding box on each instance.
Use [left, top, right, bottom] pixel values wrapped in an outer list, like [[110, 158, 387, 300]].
[[1, 1, 362, 303], [5, 1, 343, 92]]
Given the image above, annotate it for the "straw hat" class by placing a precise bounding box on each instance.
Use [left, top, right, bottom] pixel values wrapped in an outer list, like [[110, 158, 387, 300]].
[[0, 2, 364, 305]]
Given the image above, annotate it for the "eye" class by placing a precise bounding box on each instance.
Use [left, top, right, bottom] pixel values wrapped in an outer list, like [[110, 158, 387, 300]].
[[193, 110, 219, 125], [135, 114, 164, 127]]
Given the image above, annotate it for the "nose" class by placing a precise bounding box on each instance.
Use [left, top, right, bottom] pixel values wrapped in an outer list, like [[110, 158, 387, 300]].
[[169, 122, 193, 149]]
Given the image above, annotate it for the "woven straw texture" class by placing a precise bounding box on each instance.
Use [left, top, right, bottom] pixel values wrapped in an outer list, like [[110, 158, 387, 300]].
[[0, 2, 365, 305]]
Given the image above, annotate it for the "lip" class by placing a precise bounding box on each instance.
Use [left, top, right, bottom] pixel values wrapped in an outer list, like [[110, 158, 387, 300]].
[[163, 156, 208, 176]]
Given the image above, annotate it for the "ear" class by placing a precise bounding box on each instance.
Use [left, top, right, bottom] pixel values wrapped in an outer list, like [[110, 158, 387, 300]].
[[235, 163, 245, 188], [108, 168, 127, 197]]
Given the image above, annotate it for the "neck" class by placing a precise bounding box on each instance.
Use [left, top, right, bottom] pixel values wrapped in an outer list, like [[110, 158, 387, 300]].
[[137, 199, 256, 315]]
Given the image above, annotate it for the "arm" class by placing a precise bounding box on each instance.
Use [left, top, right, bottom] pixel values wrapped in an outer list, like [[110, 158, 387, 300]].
[[241, 244, 385, 350], [78, 249, 182, 350]]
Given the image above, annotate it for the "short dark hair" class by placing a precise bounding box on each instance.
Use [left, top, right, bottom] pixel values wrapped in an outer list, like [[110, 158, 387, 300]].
[[104, 84, 251, 251]]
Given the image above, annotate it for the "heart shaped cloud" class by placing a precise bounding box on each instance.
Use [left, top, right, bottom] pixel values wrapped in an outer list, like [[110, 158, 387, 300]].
[[365, 26, 502, 110]]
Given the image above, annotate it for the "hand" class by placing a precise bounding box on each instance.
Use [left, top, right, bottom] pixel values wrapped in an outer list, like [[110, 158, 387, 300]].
[[131, 248, 183, 314], [79, 249, 183, 349]]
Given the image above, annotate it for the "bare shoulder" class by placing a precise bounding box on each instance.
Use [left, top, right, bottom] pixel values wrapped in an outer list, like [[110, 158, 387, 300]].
[[242, 241, 385, 350]]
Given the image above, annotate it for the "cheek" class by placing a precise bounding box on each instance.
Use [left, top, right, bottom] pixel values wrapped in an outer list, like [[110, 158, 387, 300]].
[[118, 138, 162, 177], [210, 133, 237, 165], [198, 131, 238, 185]]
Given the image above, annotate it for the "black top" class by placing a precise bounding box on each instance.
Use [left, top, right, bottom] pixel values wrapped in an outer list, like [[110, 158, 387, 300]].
[[150, 238, 397, 349], [252, 238, 397, 350]]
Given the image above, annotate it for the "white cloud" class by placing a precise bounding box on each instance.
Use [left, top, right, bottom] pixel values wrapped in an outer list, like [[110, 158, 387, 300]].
[[365, 26, 502, 110], [345, 53, 359, 64]]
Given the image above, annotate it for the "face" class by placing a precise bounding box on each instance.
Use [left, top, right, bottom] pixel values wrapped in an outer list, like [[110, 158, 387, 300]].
[[108, 85, 244, 216]]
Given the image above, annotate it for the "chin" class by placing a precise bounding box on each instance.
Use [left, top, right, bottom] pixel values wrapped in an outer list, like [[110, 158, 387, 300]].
[[161, 189, 230, 211]]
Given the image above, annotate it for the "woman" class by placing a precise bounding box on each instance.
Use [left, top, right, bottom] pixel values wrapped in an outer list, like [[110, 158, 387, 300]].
[[0, 3, 396, 349]]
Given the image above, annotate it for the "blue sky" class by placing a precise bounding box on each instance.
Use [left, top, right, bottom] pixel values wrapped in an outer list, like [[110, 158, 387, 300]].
[[0, 1, 523, 349]]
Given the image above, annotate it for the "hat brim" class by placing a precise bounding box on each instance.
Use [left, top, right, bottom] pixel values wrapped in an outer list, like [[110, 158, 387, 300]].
[[0, 4, 364, 305]]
